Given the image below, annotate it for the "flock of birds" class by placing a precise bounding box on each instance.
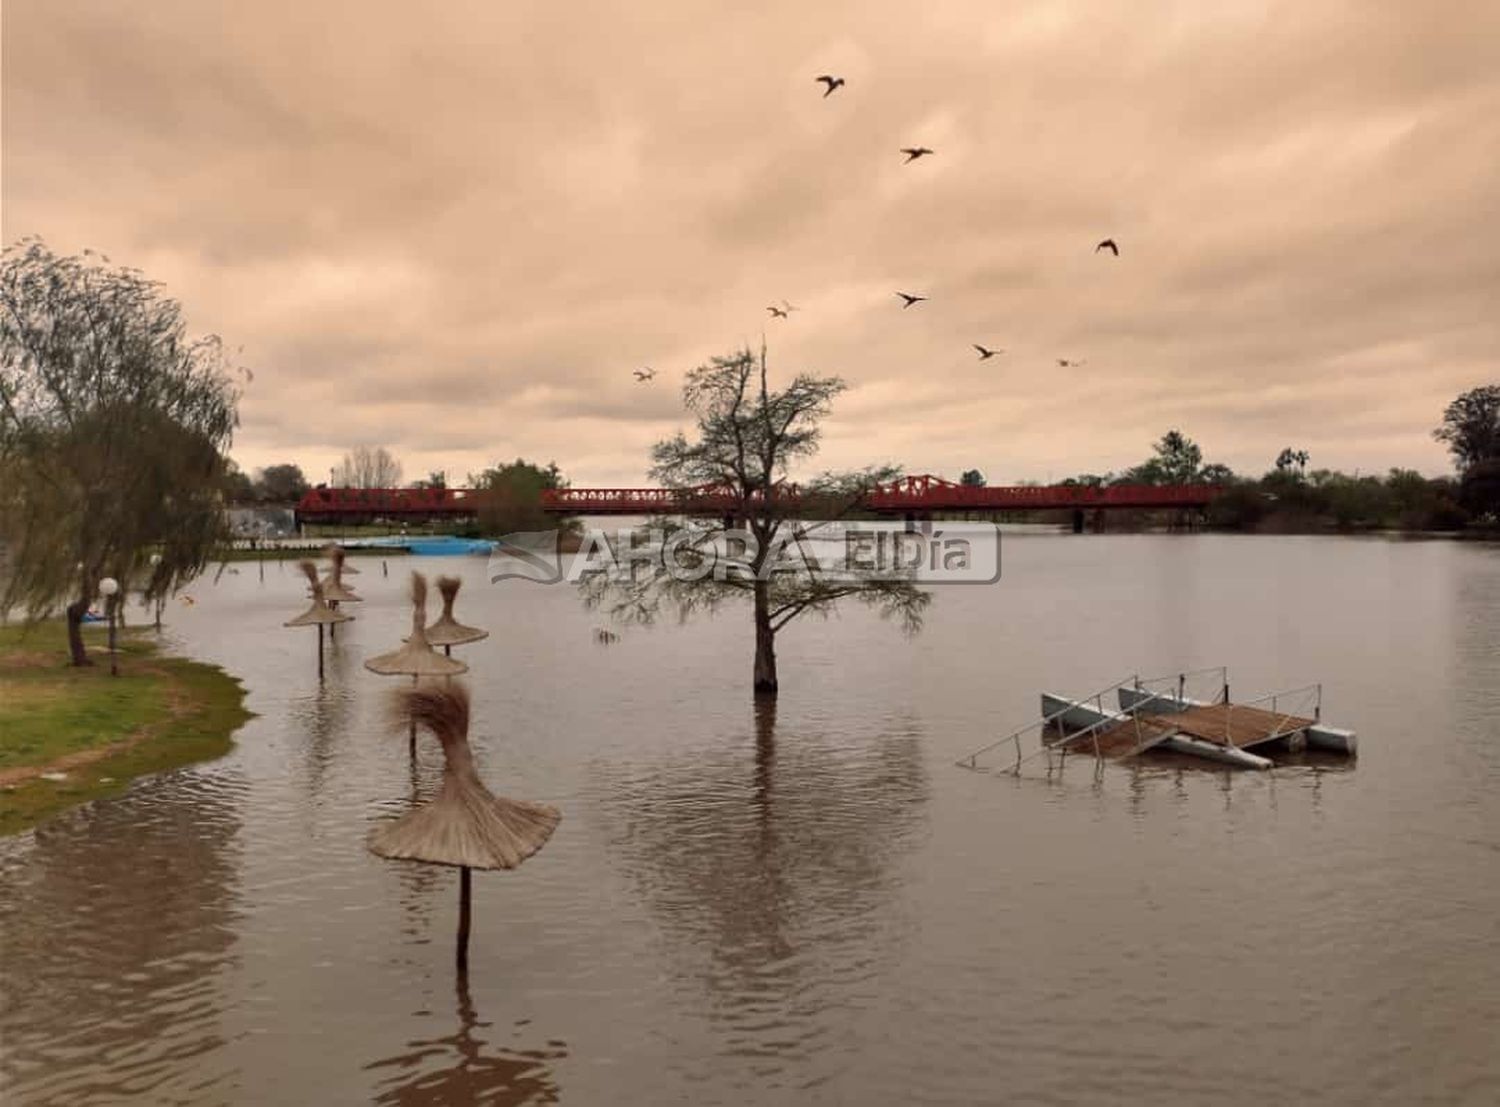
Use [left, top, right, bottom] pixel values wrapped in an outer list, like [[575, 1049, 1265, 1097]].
[[632, 75, 1121, 385]]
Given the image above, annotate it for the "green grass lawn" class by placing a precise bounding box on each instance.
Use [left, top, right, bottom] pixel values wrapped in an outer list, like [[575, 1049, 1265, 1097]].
[[0, 621, 253, 836]]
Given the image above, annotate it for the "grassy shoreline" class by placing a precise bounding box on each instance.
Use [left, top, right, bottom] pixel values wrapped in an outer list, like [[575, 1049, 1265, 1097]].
[[212, 545, 409, 563], [0, 622, 253, 836]]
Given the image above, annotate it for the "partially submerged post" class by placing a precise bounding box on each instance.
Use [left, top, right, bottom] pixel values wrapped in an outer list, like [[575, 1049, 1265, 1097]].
[[284, 561, 353, 679], [424, 576, 489, 657], [369, 683, 561, 971], [365, 573, 468, 754]]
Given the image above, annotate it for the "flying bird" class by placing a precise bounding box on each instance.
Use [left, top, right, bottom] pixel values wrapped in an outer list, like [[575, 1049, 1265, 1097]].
[[767, 305, 789, 319], [900, 147, 934, 164], [973, 345, 1003, 360], [1095, 238, 1119, 256], [1056, 358, 1087, 368], [633, 367, 656, 382], [815, 75, 845, 97], [896, 292, 927, 308], [780, 300, 798, 313]]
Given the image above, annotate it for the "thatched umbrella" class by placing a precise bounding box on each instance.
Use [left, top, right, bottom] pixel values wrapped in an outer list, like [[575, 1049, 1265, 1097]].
[[319, 545, 362, 601], [317, 544, 362, 640], [424, 575, 489, 656], [369, 682, 561, 970], [366, 573, 468, 752], [285, 561, 353, 678]]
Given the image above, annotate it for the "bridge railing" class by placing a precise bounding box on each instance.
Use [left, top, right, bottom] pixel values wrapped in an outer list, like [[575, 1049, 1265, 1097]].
[[294, 487, 480, 516], [864, 481, 1221, 511], [542, 484, 806, 513], [298, 477, 1223, 516]]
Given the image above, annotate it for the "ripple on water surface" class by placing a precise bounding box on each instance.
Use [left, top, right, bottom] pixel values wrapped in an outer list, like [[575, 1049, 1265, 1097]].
[[2, 541, 1500, 1104]]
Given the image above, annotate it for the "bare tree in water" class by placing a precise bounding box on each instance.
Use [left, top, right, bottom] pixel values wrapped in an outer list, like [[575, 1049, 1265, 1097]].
[[581, 345, 927, 696]]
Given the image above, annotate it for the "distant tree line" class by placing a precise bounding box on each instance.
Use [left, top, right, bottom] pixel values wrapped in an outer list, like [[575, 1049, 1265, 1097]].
[[1041, 385, 1499, 531], [234, 386, 1500, 534], [223, 448, 580, 535], [223, 461, 311, 504]]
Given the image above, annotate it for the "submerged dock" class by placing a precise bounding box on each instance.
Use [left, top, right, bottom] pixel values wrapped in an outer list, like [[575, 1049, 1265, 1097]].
[[961, 668, 1357, 775]]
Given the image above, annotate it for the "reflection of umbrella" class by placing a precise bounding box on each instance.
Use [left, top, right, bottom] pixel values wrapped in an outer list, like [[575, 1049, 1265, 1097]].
[[285, 561, 352, 679], [425, 575, 488, 653], [365, 970, 566, 1104], [369, 683, 560, 969]]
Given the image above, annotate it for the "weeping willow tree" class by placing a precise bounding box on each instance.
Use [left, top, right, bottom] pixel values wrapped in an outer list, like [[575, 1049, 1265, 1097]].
[[0, 239, 241, 665], [581, 345, 928, 696]]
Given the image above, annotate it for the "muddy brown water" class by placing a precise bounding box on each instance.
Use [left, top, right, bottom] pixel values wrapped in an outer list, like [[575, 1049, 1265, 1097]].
[[2, 533, 1498, 1104]]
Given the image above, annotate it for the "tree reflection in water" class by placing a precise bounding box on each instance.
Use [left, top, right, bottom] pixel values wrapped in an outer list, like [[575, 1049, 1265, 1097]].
[[364, 970, 566, 1105], [0, 767, 246, 1103], [600, 697, 929, 1052], [286, 642, 356, 804]]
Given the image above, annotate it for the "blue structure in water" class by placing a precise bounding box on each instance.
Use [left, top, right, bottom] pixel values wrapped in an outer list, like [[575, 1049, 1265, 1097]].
[[358, 535, 496, 556]]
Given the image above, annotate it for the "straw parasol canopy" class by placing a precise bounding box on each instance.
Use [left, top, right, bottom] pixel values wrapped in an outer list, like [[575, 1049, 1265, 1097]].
[[285, 561, 354, 627], [425, 575, 489, 647], [369, 682, 560, 870], [365, 572, 469, 678], [318, 544, 363, 604]]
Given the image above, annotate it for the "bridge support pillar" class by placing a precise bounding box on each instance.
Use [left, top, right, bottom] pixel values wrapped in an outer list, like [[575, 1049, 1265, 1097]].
[[1071, 509, 1085, 534]]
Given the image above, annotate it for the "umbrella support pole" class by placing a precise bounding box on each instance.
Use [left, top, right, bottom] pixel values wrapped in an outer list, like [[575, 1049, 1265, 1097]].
[[409, 674, 418, 757], [317, 624, 325, 681], [457, 866, 472, 971]]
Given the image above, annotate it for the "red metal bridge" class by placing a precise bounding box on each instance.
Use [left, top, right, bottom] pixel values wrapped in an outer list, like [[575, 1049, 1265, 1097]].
[[544, 475, 1220, 515], [296, 476, 1218, 524], [295, 486, 484, 524]]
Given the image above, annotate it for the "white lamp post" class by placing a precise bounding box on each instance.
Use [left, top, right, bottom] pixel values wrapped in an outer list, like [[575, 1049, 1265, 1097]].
[[98, 577, 120, 676], [148, 554, 164, 628]]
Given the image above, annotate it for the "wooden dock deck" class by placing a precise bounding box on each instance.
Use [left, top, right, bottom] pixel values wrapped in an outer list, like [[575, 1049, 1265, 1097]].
[[1054, 717, 1180, 760], [1047, 702, 1314, 765], [1170, 704, 1313, 749]]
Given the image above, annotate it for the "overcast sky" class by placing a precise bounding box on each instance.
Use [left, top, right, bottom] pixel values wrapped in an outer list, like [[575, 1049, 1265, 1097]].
[[5, 1, 1498, 486]]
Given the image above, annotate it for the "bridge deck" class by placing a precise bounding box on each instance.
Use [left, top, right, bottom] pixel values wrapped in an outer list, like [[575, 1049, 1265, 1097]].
[[1171, 704, 1314, 748], [294, 477, 1223, 520]]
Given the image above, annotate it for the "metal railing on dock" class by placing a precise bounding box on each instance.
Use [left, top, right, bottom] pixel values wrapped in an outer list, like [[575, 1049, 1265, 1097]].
[[1217, 682, 1321, 747], [1132, 666, 1230, 706], [958, 673, 1146, 775]]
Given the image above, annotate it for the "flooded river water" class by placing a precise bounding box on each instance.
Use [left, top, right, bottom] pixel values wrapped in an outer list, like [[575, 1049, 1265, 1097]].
[[2, 532, 1498, 1104]]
